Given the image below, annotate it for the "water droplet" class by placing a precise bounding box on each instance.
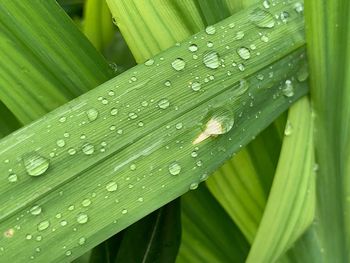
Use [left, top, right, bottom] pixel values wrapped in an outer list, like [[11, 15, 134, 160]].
[[122, 209, 128, 214], [282, 80, 294, 97], [237, 79, 249, 95], [86, 108, 99, 122], [193, 107, 234, 144], [191, 151, 198, 158], [203, 51, 220, 69], [294, 2, 304, 13], [205, 25, 216, 35], [26, 234, 32, 240], [137, 197, 144, 202], [23, 152, 50, 177], [8, 173, 18, 183], [110, 108, 118, 116], [68, 148, 76, 155], [164, 80, 172, 87], [106, 181, 118, 192], [60, 220, 68, 226], [234, 31, 245, 40], [263, 0, 270, 9], [284, 120, 293, 136], [207, 41, 214, 48], [189, 182, 199, 190], [77, 213, 88, 224], [237, 47, 251, 60], [158, 99, 170, 109], [144, 59, 154, 66], [82, 143, 95, 155], [188, 44, 198, 52], [56, 139, 66, 148], [128, 112, 138, 120], [191, 82, 202, 91], [82, 199, 91, 207], [238, 63, 245, 71], [68, 205, 75, 211], [30, 205, 42, 216], [65, 251, 72, 256], [280, 11, 290, 23], [78, 237, 86, 245], [171, 58, 186, 71], [130, 164, 136, 170], [59, 116, 67, 123], [249, 8, 275, 28], [229, 22, 235, 28], [168, 162, 181, 175], [37, 220, 50, 231], [175, 123, 183, 130], [260, 35, 269, 42], [297, 63, 309, 82]]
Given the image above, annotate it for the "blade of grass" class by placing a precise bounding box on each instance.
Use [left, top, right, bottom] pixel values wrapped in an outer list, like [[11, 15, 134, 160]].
[[0, 2, 306, 261], [83, 0, 115, 52], [0, 0, 114, 124], [304, 0, 350, 260], [176, 185, 249, 263]]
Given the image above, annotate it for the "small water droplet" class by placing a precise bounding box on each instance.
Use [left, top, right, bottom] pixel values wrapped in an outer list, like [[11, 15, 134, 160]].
[[175, 123, 183, 130], [76, 213, 89, 224], [128, 112, 138, 120], [59, 116, 67, 123], [158, 99, 170, 109], [68, 148, 76, 155], [137, 197, 144, 202], [144, 59, 154, 66], [30, 205, 42, 216], [164, 80, 172, 87], [8, 173, 18, 183], [171, 58, 186, 71], [280, 11, 290, 23], [234, 31, 245, 40], [121, 209, 128, 214], [65, 251, 72, 256], [56, 139, 66, 148], [203, 51, 220, 69], [284, 120, 293, 136], [106, 181, 118, 192], [82, 143, 95, 155], [26, 234, 32, 240], [37, 220, 50, 231], [188, 44, 198, 52], [205, 25, 216, 35], [110, 108, 118, 116], [207, 41, 214, 48], [260, 35, 269, 42], [237, 47, 251, 60], [238, 63, 245, 71], [86, 108, 99, 122], [282, 80, 294, 97], [294, 2, 304, 13], [297, 63, 309, 82], [23, 152, 50, 177], [189, 182, 199, 190], [60, 220, 68, 226], [191, 82, 202, 92], [249, 8, 275, 28], [82, 199, 91, 207], [78, 237, 86, 245], [168, 162, 181, 175], [263, 0, 270, 9]]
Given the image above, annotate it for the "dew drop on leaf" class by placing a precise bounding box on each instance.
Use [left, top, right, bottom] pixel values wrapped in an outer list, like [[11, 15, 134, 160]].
[[191, 82, 201, 91], [282, 80, 294, 97], [86, 108, 99, 122], [284, 120, 293, 136], [188, 44, 198, 52], [37, 220, 50, 231], [203, 51, 220, 69], [171, 58, 186, 71], [205, 25, 216, 35], [8, 173, 18, 183], [158, 99, 170, 109], [168, 162, 182, 175], [30, 205, 42, 216], [189, 182, 199, 190], [106, 181, 118, 192], [78, 237, 86, 245], [23, 152, 50, 177], [82, 143, 95, 155], [249, 8, 275, 28], [81, 199, 91, 207], [76, 213, 89, 224], [237, 47, 251, 60], [144, 59, 154, 66], [110, 108, 118, 116], [56, 139, 66, 148]]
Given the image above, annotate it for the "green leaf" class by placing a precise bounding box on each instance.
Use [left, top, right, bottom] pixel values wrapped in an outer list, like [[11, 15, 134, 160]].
[[0, 101, 21, 138], [115, 199, 181, 263], [246, 97, 315, 262], [83, 0, 115, 52], [177, 185, 249, 263], [303, 0, 350, 260], [0, 0, 114, 124], [0, 1, 306, 261]]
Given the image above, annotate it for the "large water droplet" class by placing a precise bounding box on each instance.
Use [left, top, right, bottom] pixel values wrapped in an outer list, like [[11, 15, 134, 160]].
[[282, 80, 294, 97], [56, 139, 66, 148], [82, 143, 95, 155], [86, 108, 99, 122], [158, 99, 170, 109], [249, 8, 275, 28], [106, 181, 118, 192], [77, 213, 89, 224], [168, 162, 181, 175], [37, 220, 50, 231], [297, 63, 309, 82], [23, 152, 50, 177], [171, 58, 186, 71], [188, 44, 198, 52], [191, 82, 202, 92], [237, 47, 251, 60], [236, 79, 249, 95], [284, 120, 293, 136], [189, 182, 199, 190], [8, 173, 18, 183], [82, 199, 92, 207], [205, 25, 216, 35], [144, 59, 154, 66], [30, 205, 42, 215], [203, 51, 220, 69], [110, 108, 118, 116]]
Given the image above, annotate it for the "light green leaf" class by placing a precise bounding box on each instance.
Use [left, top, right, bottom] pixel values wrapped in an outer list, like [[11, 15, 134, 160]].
[[0, 1, 306, 261]]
